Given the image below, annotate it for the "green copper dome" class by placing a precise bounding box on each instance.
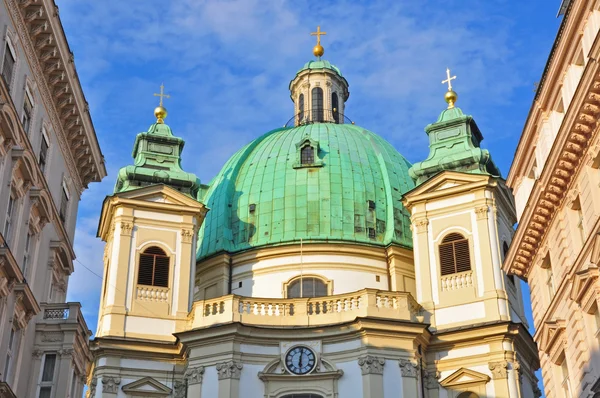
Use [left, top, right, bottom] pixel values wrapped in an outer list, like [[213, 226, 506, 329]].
[[197, 123, 415, 260], [297, 60, 343, 77]]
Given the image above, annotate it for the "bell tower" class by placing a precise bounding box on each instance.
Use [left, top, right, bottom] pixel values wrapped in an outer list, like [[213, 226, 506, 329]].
[[288, 26, 350, 125], [403, 73, 527, 331], [95, 99, 208, 341]]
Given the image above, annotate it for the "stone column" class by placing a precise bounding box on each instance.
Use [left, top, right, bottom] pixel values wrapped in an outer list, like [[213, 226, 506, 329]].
[[101, 376, 121, 397], [217, 360, 243, 398], [399, 359, 419, 398], [185, 366, 205, 397], [358, 355, 385, 398], [489, 361, 510, 397], [423, 370, 440, 398]]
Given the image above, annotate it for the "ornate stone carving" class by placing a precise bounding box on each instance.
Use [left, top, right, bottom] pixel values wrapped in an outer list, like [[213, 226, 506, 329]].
[[101, 376, 121, 394], [489, 360, 508, 379], [423, 370, 441, 389], [216, 360, 243, 380], [120, 222, 133, 236], [41, 332, 63, 343], [181, 229, 193, 243], [58, 348, 74, 357], [475, 205, 489, 220], [514, 361, 523, 383], [413, 218, 429, 234], [398, 359, 418, 378], [32, 349, 44, 358], [184, 366, 205, 385], [173, 380, 186, 398], [358, 355, 385, 375]]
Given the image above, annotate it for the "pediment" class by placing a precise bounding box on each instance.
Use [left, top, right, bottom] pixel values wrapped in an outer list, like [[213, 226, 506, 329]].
[[115, 184, 203, 208], [570, 264, 599, 306], [403, 171, 492, 205], [538, 319, 566, 361], [440, 367, 490, 388], [121, 377, 171, 396]]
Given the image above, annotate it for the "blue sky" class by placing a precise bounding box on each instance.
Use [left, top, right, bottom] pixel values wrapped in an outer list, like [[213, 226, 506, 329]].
[[60, 0, 559, 387]]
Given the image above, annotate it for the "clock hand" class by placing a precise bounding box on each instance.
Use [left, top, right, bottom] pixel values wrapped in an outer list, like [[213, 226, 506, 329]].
[[299, 352, 304, 368]]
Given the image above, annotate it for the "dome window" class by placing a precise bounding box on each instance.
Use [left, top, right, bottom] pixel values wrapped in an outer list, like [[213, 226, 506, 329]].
[[311, 87, 324, 122], [368, 200, 376, 210], [368, 227, 376, 239], [286, 276, 329, 298], [293, 137, 323, 169], [439, 233, 471, 276], [249, 203, 256, 213], [332, 92, 339, 124], [298, 93, 305, 124], [138, 246, 169, 287]]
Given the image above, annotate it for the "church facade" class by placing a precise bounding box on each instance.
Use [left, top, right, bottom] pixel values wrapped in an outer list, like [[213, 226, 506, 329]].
[[87, 35, 540, 398]]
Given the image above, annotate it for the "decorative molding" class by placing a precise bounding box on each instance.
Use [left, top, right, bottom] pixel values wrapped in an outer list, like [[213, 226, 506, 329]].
[[184, 366, 205, 385], [358, 355, 385, 375], [173, 380, 186, 398], [181, 229, 193, 244], [488, 360, 509, 379], [101, 376, 121, 394], [475, 205, 489, 220], [514, 361, 523, 383], [58, 348, 73, 357], [423, 371, 441, 389], [413, 218, 429, 234], [398, 359, 418, 378], [31, 349, 43, 358], [41, 332, 62, 342], [120, 222, 133, 236], [216, 360, 243, 380]]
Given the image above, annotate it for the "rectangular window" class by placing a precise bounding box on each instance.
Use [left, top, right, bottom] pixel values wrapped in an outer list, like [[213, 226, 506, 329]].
[[22, 91, 33, 134], [1, 43, 15, 89], [3, 327, 18, 383], [39, 131, 49, 173], [3, 194, 15, 245], [560, 358, 572, 398], [22, 231, 32, 275], [41, 354, 56, 382], [38, 386, 51, 398], [541, 254, 555, 301], [59, 184, 69, 223]]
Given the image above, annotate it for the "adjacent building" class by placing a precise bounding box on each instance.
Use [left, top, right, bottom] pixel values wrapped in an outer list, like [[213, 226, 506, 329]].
[[0, 0, 105, 397], [504, 0, 600, 396], [88, 33, 539, 398]]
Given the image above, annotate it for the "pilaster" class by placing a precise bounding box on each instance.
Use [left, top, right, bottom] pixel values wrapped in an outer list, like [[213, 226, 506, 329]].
[[399, 359, 419, 398], [489, 360, 510, 397], [216, 360, 243, 398], [358, 355, 385, 398], [54, 349, 74, 398], [101, 376, 121, 397], [423, 370, 440, 398], [185, 366, 205, 398]]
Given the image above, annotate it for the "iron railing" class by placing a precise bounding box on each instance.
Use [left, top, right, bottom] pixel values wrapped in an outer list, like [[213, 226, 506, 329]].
[[285, 109, 354, 128]]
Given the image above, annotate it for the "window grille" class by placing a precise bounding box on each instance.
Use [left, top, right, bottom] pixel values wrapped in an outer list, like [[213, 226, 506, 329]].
[[439, 233, 471, 276], [138, 246, 169, 287]]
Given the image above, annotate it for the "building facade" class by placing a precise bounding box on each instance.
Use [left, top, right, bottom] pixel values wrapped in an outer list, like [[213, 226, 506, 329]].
[[88, 35, 539, 398], [0, 0, 105, 397], [504, 0, 600, 397]]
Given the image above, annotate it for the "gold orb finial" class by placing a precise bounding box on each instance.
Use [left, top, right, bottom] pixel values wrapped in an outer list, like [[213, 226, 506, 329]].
[[154, 106, 168, 123], [153, 83, 170, 123], [310, 26, 327, 59], [441, 68, 458, 109]]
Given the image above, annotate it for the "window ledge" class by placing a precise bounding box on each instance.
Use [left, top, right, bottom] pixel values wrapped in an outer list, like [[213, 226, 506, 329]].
[[293, 161, 324, 169]]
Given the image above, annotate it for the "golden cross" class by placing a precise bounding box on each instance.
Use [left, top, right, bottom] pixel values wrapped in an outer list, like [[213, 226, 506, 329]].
[[311, 26, 327, 45], [442, 68, 456, 91], [153, 83, 170, 107]]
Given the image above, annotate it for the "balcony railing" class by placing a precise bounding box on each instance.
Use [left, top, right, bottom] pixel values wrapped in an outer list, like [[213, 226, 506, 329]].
[[440, 270, 474, 291], [39, 302, 87, 329], [136, 285, 169, 303], [190, 288, 421, 329], [285, 109, 354, 128]]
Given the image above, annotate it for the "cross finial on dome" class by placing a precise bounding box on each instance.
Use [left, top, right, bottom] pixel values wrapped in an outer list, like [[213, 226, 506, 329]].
[[311, 26, 327, 58], [441, 68, 458, 109], [153, 83, 170, 124]]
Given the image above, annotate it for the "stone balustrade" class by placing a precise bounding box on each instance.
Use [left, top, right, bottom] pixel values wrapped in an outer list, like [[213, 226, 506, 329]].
[[136, 285, 169, 303], [190, 288, 421, 328], [440, 270, 474, 291]]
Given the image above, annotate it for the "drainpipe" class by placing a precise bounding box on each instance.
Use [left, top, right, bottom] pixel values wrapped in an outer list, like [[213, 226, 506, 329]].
[[228, 256, 233, 294]]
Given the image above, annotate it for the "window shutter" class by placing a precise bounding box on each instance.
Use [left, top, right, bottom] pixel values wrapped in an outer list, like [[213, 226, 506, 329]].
[[153, 255, 169, 287], [454, 239, 471, 273], [137, 253, 154, 286], [439, 233, 471, 276]]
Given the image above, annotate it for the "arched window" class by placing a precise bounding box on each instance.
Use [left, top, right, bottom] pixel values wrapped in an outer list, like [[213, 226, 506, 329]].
[[301, 145, 314, 165], [439, 233, 471, 276], [331, 92, 339, 123], [138, 246, 169, 287], [311, 87, 323, 122], [298, 93, 305, 122], [457, 392, 479, 398], [281, 395, 324, 398], [287, 277, 328, 298]]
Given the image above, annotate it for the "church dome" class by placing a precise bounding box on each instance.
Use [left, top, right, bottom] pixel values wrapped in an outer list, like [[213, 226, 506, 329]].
[[197, 123, 415, 260], [297, 60, 343, 77]]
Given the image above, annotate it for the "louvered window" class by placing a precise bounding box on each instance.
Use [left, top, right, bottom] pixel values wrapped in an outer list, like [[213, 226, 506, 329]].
[[439, 233, 471, 276], [137, 246, 169, 287]]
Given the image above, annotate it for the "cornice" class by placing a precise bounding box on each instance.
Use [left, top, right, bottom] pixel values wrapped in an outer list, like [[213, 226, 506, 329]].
[[6, 0, 106, 192], [506, 53, 600, 279]]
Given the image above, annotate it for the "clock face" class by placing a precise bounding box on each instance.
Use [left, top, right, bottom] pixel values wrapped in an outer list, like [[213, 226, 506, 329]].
[[285, 346, 316, 375]]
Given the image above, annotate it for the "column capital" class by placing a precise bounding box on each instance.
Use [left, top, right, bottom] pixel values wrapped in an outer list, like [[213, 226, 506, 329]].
[[398, 359, 419, 378], [102, 376, 121, 394], [184, 366, 205, 385], [423, 370, 441, 388], [358, 355, 385, 375], [488, 360, 509, 379], [216, 360, 243, 380], [475, 205, 489, 220]]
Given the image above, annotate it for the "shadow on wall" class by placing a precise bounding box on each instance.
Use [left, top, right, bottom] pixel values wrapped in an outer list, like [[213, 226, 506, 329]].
[[574, 344, 600, 397]]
